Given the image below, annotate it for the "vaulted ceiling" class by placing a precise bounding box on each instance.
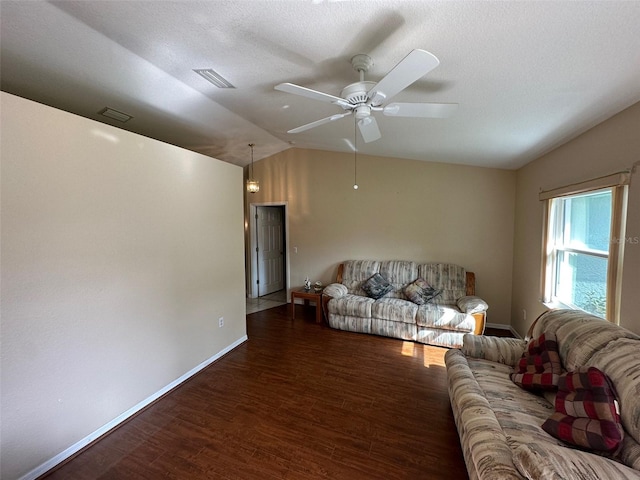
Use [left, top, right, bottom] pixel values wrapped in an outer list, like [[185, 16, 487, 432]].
[[2, 1, 639, 169]]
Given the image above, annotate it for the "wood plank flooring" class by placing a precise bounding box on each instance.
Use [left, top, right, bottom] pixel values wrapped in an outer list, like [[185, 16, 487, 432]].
[[41, 304, 480, 480]]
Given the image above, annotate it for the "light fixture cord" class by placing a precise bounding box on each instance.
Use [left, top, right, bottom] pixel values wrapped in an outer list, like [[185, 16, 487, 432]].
[[249, 143, 255, 179], [354, 117, 357, 186]]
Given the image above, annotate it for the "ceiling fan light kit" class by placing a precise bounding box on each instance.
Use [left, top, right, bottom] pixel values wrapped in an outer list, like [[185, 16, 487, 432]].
[[275, 49, 458, 145]]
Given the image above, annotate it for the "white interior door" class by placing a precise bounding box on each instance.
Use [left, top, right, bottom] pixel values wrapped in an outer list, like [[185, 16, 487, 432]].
[[257, 206, 284, 296]]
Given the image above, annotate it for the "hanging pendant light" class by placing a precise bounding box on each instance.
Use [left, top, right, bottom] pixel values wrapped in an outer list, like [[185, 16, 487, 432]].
[[246, 143, 259, 193]]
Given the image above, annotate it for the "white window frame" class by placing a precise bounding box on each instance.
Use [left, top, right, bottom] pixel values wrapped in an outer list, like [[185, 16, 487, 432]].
[[540, 172, 629, 324]]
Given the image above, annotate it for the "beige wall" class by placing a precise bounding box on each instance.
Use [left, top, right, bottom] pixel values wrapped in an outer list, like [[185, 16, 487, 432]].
[[511, 101, 640, 337], [247, 148, 517, 326], [0, 93, 247, 480]]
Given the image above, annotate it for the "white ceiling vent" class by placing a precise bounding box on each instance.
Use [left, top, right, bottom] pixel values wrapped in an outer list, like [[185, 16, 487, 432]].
[[98, 107, 133, 123], [193, 69, 235, 88]]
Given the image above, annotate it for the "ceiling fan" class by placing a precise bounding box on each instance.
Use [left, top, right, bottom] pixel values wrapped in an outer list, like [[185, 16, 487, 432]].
[[275, 49, 458, 143]]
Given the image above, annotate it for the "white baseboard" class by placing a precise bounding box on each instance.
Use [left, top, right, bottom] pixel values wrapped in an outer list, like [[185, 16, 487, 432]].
[[19, 335, 249, 480], [486, 322, 522, 339]]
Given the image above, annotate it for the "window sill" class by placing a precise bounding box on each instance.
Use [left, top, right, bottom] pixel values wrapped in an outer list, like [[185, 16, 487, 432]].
[[542, 300, 572, 310], [542, 300, 607, 321]]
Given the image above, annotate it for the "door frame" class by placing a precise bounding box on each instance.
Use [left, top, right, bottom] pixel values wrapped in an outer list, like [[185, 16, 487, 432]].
[[247, 202, 290, 299]]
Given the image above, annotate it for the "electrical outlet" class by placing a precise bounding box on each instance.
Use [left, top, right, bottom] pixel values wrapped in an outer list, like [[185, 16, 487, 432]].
[[522, 309, 527, 321], [218, 317, 224, 328]]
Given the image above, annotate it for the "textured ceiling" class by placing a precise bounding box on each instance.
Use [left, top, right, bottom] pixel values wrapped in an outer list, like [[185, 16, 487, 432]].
[[2, 1, 640, 169]]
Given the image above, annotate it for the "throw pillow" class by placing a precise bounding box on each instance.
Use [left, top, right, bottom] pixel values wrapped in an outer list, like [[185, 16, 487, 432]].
[[361, 273, 393, 300], [510, 332, 562, 391], [403, 278, 441, 305], [513, 443, 639, 480], [542, 366, 623, 453]]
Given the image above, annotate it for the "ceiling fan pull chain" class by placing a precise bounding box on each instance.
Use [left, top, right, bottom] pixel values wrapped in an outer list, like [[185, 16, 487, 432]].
[[353, 116, 359, 190]]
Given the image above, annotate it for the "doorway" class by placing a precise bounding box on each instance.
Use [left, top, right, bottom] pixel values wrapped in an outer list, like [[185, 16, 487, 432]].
[[248, 203, 289, 300]]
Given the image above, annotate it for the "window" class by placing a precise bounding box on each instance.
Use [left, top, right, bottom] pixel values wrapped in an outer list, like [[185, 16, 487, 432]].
[[548, 189, 611, 317], [540, 173, 629, 323]]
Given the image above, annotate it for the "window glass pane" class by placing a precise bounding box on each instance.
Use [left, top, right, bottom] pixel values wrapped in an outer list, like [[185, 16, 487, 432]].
[[562, 190, 611, 251], [555, 251, 607, 317]]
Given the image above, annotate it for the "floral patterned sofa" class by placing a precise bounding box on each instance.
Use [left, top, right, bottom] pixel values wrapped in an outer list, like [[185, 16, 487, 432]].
[[445, 309, 640, 480], [322, 260, 487, 348]]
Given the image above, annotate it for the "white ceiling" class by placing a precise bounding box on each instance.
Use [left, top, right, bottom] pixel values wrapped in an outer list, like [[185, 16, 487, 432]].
[[2, 1, 640, 169]]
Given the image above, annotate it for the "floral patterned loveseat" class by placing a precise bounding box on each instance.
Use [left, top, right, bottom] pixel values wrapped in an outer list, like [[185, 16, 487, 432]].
[[322, 260, 487, 348], [445, 309, 640, 480]]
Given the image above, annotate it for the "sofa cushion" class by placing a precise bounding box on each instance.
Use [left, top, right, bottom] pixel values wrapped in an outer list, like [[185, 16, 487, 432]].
[[619, 435, 640, 471], [327, 294, 374, 318], [404, 277, 440, 305], [362, 273, 393, 299], [341, 260, 381, 296], [510, 332, 562, 391], [379, 261, 418, 298], [467, 357, 562, 450], [587, 338, 640, 445], [513, 442, 640, 480], [417, 263, 466, 305], [542, 367, 623, 453], [371, 298, 418, 324]]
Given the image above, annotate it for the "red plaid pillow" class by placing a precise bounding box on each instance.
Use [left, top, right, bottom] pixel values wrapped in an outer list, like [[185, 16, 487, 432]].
[[510, 332, 562, 391], [542, 367, 623, 453]]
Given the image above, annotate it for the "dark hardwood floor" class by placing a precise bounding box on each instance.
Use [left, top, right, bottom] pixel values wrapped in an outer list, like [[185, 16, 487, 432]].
[[39, 304, 500, 480]]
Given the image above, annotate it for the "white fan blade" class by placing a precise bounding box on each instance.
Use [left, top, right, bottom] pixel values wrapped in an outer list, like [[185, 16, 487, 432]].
[[367, 49, 440, 106], [358, 116, 382, 143], [287, 112, 352, 134], [275, 83, 350, 107], [383, 102, 458, 118]]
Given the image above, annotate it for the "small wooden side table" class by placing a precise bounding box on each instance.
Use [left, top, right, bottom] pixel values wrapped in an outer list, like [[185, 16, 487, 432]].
[[291, 288, 324, 324]]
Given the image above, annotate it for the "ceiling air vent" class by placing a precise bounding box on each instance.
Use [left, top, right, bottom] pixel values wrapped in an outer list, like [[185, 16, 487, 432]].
[[193, 69, 235, 88], [98, 107, 133, 123]]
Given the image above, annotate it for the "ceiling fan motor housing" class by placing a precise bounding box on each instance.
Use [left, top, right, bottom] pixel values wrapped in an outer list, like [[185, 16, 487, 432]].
[[340, 81, 375, 106]]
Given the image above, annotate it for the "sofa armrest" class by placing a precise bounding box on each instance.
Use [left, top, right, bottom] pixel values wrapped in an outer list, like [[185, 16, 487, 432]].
[[445, 349, 524, 479], [323, 283, 348, 299], [322, 283, 348, 322], [457, 295, 488, 314], [461, 334, 527, 367]]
